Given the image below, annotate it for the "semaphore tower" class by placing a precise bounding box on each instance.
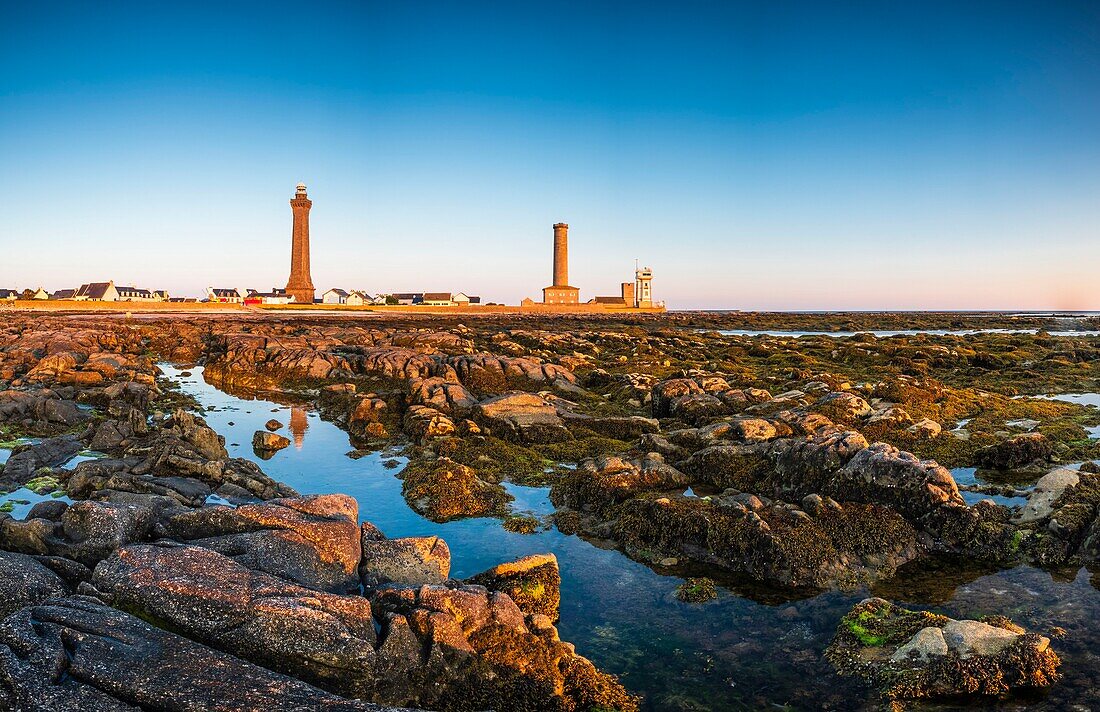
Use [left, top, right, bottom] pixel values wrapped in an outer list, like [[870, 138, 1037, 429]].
[[285, 183, 315, 304]]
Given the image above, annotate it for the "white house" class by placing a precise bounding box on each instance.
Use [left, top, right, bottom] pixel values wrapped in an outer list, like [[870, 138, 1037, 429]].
[[346, 291, 373, 306], [451, 292, 482, 306], [422, 292, 453, 306], [322, 288, 349, 305], [117, 286, 154, 301], [74, 281, 120, 301], [206, 287, 244, 303], [30, 288, 49, 300], [244, 291, 293, 305]]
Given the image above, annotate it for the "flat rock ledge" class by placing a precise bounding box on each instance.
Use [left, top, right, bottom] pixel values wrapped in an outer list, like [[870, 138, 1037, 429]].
[[826, 597, 1060, 702], [0, 491, 636, 712]]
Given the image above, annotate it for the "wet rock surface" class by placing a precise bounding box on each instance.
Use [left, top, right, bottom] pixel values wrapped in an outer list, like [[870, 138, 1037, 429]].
[[5, 311, 1100, 708], [827, 597, 1060, 702], [0, 596, 409, 712]]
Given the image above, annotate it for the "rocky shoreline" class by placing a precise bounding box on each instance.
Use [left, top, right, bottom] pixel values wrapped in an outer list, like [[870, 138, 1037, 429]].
[[3, 311, 1100, 709]]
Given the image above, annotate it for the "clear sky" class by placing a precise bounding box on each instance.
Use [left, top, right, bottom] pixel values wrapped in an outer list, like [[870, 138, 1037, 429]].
[[2, 1, 1098, 309]]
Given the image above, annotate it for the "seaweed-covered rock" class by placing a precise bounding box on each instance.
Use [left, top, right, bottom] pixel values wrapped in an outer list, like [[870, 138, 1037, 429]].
[[975, 432, 1054, 470], [0, 435, 82, 486], [402, 405, 455, 442], [833, 442, 966, 523], [407, 377, 477, 417], [827, 597, 1059, 701], [553, 454, 692, 517], [675, 577, 717, 603], [576, 415, 659, 440], [467, 553, 561, 621], [606, 495, 919, 588], [370, 583, 636, 711], [399, 457, 511, 522], [812, 391, 872, 422]]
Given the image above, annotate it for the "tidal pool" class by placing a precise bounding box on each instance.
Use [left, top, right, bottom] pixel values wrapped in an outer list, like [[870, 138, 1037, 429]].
[[160, 364, 1100, 711], [711, 329, 1100, 338], [0, 445, 94, 515]]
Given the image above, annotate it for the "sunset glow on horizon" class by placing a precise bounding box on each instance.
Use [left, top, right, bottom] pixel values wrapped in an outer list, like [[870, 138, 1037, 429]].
[[2, 1, 1098, 310]]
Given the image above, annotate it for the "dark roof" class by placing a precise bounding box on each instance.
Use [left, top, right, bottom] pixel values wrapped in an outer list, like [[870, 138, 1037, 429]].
[[210, 288, 240, 297], [593, 296, 627, 304], [75, 282, 113, 299], [325, 288, 349, 297], [423, 292, 452, 301], [468, 296, 481, 304], [391, 293, 422, 300], [0, 289, 18, 298], [51, 289, 76, 299]]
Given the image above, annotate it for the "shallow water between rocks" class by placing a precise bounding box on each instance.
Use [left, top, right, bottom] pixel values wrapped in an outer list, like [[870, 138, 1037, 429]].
[[713, 329, 1100, 338], [160, 364, 1100, 711]]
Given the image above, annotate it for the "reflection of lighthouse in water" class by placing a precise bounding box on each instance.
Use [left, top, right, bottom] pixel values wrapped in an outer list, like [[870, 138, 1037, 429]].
[[289, 407, 309, 450]]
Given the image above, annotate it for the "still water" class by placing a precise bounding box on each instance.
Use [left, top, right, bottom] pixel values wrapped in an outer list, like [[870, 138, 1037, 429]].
[[713, 329, 1100, 338], [160, 364, 1100, 711]]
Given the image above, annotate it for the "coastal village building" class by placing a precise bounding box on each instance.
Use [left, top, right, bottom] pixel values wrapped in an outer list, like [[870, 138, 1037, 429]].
[[589, 282, 638, 308], [322, 288, 349, 305], [542, 223, 580, 305], [206, 287, 245, 303], [391, 293, 422, 305], [116, 286, 154, 301], [346, 291, 385, 306], [285, 183, 316, 305], [452, 293, 481, 306], [244, 289, 293, 305], [422, 292, 453, 306], [74, 281, 119, 301], [244, 288, 291, 305], [0, 290, 17, 301], [46, 283, 165, 302]]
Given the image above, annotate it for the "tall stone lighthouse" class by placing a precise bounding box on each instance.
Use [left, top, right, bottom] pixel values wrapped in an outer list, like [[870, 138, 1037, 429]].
[[285, 183, 315, 305], [542, 223, 579, 305]]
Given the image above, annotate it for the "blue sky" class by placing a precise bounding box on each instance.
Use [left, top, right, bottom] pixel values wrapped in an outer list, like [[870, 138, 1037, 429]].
[[2, 1, 1098, 308]]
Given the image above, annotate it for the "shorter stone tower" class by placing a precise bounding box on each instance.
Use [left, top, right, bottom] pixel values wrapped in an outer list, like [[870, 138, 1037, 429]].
[[542, 222, 580, 305], [621, 281, 635, 307]]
